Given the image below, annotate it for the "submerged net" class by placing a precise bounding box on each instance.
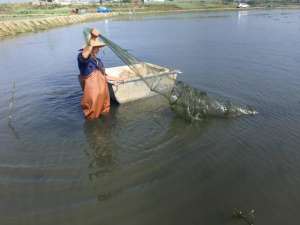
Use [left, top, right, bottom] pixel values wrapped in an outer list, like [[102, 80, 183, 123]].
[[169, 81, 257, 121], [83, 28, 257, 121]]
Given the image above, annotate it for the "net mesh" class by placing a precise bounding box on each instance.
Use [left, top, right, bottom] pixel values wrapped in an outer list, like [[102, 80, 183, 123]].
[[99, 34, 177, 99]]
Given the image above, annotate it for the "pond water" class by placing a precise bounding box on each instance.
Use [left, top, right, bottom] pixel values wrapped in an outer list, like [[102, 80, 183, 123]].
[[0, 9, 300, 225]]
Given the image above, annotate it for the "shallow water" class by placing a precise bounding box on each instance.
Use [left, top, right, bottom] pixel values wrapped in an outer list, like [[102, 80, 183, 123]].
[[1, 9, 300, 225]]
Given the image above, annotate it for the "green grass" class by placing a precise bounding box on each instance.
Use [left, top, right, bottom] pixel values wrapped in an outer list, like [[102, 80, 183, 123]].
[[1, 1, 299, 21], [15, 7, 70, 15]]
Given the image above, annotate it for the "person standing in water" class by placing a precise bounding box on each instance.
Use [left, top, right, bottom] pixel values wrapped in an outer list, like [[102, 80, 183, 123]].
[[78, 28, 126, 120]]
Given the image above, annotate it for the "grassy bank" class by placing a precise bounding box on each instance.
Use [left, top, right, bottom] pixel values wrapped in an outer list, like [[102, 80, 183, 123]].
[[0, 2, 300, 38], [1, 2, 300, 20], [0, 3, 176, 20], [0, 2, 262, 20]]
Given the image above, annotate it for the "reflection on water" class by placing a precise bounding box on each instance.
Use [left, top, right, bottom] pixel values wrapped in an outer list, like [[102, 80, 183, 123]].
[[84, 116, 116, 180], [237, 10, 248, 24], [83, 109, 117, 201], [7, 81, 20, 140]]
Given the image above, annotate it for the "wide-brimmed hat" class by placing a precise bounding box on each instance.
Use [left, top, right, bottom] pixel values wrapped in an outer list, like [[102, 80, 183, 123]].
[[82, 38, 106, 49]]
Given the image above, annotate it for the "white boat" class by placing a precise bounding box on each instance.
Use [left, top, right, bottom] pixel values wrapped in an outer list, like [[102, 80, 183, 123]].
[[237, 3, 250, 8], [106, 63, 178, 104]]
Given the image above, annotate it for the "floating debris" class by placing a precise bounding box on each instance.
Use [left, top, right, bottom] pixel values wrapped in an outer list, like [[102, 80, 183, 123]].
[[232, 208, 256, 225]]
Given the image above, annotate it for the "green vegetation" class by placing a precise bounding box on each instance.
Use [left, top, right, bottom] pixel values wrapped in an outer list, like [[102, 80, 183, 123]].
[[0, 1, 299, 21], [0, 3, 69, 20]]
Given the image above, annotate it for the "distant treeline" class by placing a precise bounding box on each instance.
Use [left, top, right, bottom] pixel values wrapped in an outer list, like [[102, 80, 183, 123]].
[[172, 0, 300, 3]]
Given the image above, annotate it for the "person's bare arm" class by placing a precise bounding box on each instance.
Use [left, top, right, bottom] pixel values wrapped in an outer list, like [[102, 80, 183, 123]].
[[82, 45, 93, 59]]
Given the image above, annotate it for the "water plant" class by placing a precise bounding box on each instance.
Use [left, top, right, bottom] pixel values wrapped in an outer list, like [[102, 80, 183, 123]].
[[232, 208, 256, 225]]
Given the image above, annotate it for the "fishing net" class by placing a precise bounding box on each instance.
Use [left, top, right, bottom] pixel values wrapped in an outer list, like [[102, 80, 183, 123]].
[[100, 34, 179, 99], [83, 28, 257, 121], [83, 28, 177, 99], [169, 81, 257, 121]]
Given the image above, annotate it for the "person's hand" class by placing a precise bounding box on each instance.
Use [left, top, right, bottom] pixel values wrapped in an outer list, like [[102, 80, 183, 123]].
[[90, 28, 100, 39]]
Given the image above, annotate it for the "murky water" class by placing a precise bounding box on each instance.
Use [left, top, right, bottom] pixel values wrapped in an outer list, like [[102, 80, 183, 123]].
[[1, 9, 300, 225]]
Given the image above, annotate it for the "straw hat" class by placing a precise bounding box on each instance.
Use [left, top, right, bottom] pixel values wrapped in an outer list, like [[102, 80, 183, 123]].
[[82, 38, 106, 49], [88, 38, 106, 48]]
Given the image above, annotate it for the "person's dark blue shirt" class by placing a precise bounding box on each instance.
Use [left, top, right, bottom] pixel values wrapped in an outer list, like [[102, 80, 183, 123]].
[[77, 52, 105, 76]]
